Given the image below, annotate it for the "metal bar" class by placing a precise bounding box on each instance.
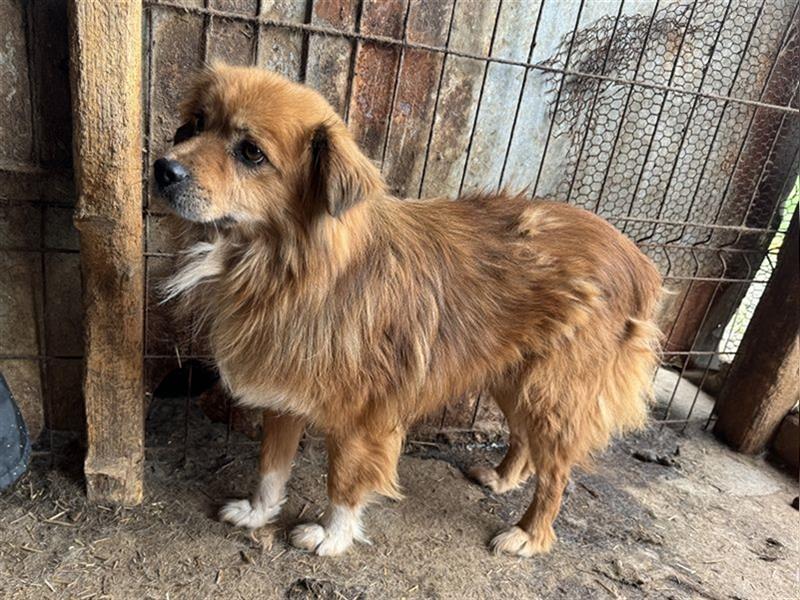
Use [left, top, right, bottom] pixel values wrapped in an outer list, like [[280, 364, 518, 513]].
[[530, 0, 586, 197], [0, 354, 83, 360], [201, 0, 210, 63], [660, 247, 702, 357], [680, 247, 761, 433], [253, 0, 263, 65], [565, 0, 626, 202], [661, 249, 725, 422], [342, 0, 365, 124], [497, 0, 544, 190], [457, 0, 504, 196], [0, 247, 80, 254], [607, 214, 779, 234], [416, 0, 459, 198], [37, 204, 54, 462], [662, 275, 769, 284], [378, 0, 413, 170], [143, 0, 800, 116]]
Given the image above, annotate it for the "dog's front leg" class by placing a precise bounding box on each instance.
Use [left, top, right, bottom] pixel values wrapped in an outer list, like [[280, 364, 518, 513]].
[[290, 425, 404, 556], [220, 410, 305, 529]]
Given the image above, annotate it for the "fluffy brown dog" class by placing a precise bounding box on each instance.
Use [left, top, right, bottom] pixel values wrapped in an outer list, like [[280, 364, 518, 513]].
[[154, 63, 662, 557]]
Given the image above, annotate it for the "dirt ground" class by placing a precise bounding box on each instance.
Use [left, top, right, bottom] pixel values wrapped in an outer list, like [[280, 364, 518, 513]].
[[1, 392, 798, 600]]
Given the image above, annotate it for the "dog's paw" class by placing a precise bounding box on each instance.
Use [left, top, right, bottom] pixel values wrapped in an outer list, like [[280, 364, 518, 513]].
[[490, 525, 554, 557], [467, 465, 501, 491], [290, 522, 355, 556], [219, 498, 281, 530], [467, 466, 520, 494]]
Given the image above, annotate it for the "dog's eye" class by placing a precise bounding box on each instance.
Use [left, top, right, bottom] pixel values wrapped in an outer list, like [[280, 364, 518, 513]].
[[173, 112, 205, 145], [238, 140, 266, 166], [173, 121, 194, 145]]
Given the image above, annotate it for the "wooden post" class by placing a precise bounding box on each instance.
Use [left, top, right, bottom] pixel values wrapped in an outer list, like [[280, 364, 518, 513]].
[[714, 210, 799, 454], [68, 1, 144, 504]]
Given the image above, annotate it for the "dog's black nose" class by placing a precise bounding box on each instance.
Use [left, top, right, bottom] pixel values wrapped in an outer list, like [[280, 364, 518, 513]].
[[154, 158, 189, 189]]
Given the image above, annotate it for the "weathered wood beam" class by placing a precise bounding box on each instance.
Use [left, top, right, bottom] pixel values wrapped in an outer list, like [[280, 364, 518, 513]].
[[68, 0, 144, 504], [714, 210, 799, 455]]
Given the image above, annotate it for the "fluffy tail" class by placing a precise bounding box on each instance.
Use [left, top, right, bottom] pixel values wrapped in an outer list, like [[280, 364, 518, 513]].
[[598, 317, 662, 436]]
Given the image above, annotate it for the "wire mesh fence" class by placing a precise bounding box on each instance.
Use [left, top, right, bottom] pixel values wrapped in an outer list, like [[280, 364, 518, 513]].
[[137, 0, 799, 449]]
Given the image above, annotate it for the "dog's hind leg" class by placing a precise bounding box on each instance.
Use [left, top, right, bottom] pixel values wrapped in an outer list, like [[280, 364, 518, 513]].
[[489, 366, 595, 556], [491, 458, 570, 556], [467, 385, 534, 494], [220, 410, 305, 529], [290, 422, 404, 556]]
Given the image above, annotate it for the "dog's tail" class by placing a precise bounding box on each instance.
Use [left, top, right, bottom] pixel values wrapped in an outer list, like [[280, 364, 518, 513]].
[[597, 316, 662, 437]]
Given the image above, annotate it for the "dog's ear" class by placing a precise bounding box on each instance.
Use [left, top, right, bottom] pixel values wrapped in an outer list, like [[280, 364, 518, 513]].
[[308, 123, 382, 218]]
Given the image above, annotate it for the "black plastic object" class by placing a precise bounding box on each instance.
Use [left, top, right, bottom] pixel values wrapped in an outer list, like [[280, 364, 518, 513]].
[[0, 373, 31, 491]]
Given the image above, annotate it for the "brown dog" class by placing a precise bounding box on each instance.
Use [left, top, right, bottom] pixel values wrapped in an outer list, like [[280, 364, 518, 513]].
[[154, 63, 662, 557]]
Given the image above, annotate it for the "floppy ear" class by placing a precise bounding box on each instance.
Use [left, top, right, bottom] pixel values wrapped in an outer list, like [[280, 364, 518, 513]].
[[308, 123, 382, 218]]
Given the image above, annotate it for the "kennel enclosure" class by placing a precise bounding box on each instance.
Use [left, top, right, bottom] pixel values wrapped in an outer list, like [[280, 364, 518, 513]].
[[0, 0, 797, 504]]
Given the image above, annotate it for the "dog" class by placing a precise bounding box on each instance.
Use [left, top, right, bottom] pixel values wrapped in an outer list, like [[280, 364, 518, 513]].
[[153, 63, 662, 557]]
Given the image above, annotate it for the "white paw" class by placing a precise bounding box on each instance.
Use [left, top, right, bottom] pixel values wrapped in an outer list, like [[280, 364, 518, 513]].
[[490, 525, 554, 557], [219, 498, 281, 530], [289, 504, 367, 556], [290, 522, 364, 556], [290, 522, 329, 552]]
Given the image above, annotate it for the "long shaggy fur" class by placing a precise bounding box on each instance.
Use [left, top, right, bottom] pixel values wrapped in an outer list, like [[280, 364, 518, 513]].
[[157, 64, 662, 556]]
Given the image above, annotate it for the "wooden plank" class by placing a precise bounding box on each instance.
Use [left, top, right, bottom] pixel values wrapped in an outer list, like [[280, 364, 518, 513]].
[[27, 0, 73, 167], [69, 0, 144, 505], [145, 6, 205, 390], [0, 168, 74, 203], [0, 0, 34, 164], [347, 0, 408, 160], [419, 0, 500, 198], [460, 1, 540, 193], [257, 0, 307, 80], [206, 0, 258, 65], [305, 0, 359, 116], [148, 7, 205, 189], [0, 202, 44, 442], [44, 253, 83, 358], [381, 0, 455, 197], [714, 211, 799, 455], [46, 357, 84, 434]]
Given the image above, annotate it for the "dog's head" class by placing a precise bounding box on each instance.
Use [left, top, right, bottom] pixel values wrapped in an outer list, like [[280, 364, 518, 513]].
[[153, 63, 383, 229]]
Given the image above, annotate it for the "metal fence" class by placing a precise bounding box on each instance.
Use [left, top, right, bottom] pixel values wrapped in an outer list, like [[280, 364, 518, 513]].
[[18, 0, 790, 459]]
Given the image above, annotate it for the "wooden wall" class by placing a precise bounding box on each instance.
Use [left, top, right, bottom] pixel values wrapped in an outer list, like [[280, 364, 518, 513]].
[[0, 0, 79, 443]]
